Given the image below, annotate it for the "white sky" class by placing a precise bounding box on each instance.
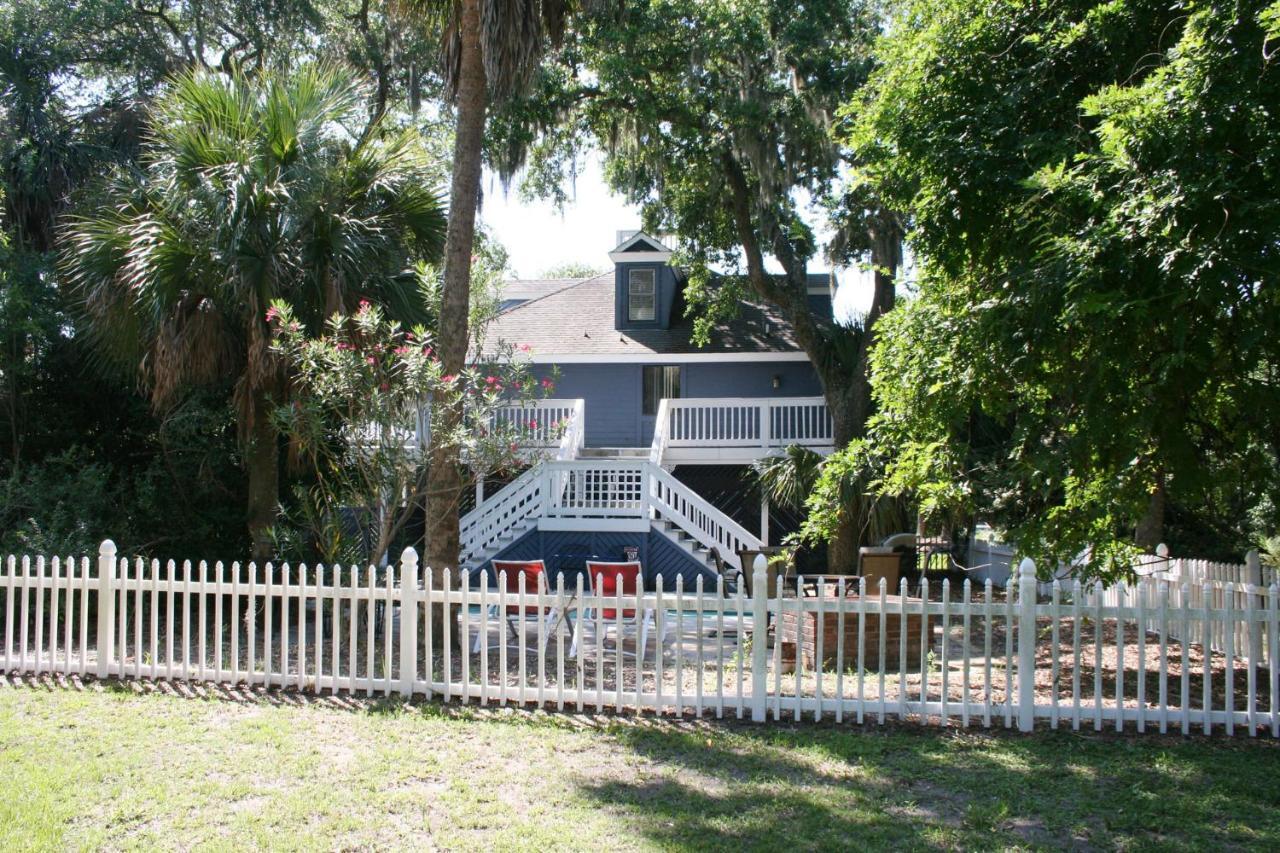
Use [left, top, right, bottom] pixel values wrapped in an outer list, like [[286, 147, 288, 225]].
[[479, 155, 874, 325]]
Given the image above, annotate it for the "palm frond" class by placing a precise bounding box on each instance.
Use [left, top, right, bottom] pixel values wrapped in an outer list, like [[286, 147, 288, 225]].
[[61, 61, 447, 425], [754, 445, 825, 512]]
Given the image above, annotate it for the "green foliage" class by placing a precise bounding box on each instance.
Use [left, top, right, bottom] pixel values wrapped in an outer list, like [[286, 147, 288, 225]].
[[794, 440, 910, 552], [492, 0, 877, 345], [58, 62, 448, 553], [0, 0, 455, 559], [0, 395, 246, 557], [1258, 535, 1280, 573], [268, 298, 554, 564], [753, 446, 826, 514], [851, 0, 1280, 577], [63, 62, 448, 388]]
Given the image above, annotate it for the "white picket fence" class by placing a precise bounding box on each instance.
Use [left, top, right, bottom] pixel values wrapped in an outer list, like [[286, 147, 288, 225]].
[[3, 543, 1278, 736], [1088, 552, 1274, 659]]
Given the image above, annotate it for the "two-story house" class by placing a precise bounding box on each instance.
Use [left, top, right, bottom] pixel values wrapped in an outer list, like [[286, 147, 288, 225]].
[[456, 231, 835, 586]]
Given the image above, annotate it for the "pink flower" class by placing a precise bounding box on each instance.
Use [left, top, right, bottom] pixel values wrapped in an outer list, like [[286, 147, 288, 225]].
[[441, 374, 456, 384], [394, 346, 411, 356], [485, 376, 499, 385], [422, 346, 433, 357], [366, 356, 377, 365], [265, 306, 279, 322], [509, 442, 518, 452], [358, 299, 371, 312], [540, 378, 554, 389], [379, 382, 390, 391], [528, 420, 538, 430], [518, 343, 531, 353]]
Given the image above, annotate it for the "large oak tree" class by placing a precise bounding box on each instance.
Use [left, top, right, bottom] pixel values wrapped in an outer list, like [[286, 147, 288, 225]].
[[493, 0, 899, 570], [854, 0, 1280, 573]]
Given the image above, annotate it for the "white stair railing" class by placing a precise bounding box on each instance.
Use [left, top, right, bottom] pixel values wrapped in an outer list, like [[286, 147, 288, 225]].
[[648, 397, 671, 465], [646, 464, 762, 566], [556, 399, 586, 461], [458, 459, 762, 569], [489, 399, 581, 448], [459, 466, 548, 566]]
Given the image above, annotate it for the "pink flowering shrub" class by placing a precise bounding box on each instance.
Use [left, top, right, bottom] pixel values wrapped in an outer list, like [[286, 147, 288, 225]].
[[266, 299, 560, 564]]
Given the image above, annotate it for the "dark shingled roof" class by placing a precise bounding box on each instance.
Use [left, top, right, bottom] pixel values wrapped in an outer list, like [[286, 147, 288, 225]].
[[482, 272, 810, 357], [497, 277, 584, 311]]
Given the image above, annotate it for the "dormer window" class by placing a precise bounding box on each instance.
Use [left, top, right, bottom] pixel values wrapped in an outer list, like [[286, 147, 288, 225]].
[[627, 269, 656, 322]]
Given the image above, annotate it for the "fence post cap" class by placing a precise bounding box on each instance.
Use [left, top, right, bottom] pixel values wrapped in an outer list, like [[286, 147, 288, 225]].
[[1155, 543, 1170, 558], [99, 539, 117, 556], [1018, 557, 1036, 580], [1246, 548, 1260, 568], [752, 553, 768, 575], [399, 546, 419, 568]]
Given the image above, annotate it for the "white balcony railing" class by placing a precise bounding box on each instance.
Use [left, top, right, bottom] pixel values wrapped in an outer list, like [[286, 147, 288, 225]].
[[488, 399, 581, 449], [416, 398, 585, 460], [655, 397, 833, 463]]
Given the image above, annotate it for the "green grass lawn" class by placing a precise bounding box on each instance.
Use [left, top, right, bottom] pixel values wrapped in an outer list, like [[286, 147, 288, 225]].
[[2, 680, 1278, 850]]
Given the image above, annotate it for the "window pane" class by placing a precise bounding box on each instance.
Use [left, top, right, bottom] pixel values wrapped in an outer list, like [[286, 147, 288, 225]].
[[628, 269, 656, 321], [643, 365, 680, 416], [663, 365, 680, 399]]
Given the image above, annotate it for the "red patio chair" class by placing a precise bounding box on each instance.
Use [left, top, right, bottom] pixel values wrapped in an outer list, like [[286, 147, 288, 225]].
[[473, 559, 569, 653], [570, 561, 658, 661]]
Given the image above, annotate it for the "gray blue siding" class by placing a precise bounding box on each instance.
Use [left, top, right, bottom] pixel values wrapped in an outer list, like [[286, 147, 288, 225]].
[[538, 360, 823, 447]]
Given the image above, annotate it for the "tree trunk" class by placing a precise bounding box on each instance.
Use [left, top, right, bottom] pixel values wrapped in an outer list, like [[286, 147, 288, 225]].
[[820, 209, 903, 572], [245, 390, 280, 561], [425, 0, 487, 643], [1134, 472, 1166, 552], [719, 152, 904, 574]]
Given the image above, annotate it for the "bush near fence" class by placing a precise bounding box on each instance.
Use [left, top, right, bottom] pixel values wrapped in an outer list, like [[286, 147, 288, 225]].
[[2, 542, 1277, 737]]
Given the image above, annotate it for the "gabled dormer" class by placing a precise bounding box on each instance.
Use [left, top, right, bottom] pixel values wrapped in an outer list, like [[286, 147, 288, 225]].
[[610, 230, 678, 331]]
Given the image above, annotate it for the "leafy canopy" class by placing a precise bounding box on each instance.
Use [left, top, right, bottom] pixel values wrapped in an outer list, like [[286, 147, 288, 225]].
[[62, 62, 447, 418], [852, 0, 1280, 573]]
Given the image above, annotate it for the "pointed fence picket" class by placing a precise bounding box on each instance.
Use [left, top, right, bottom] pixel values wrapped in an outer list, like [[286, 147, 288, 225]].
[[1, 542, 1277, 737]]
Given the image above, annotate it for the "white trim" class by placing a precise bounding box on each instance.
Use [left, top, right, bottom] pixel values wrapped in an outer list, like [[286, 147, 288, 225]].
[[526, 351, 811, 364], [538, 518, 650, 533], [610, 231, 672, 253], [608, 250, 672, 263]]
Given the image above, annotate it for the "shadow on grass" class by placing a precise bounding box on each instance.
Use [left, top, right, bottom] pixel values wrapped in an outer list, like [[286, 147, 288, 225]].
[[579, 722, 1280, 849], [6, 671, 1279, 849]]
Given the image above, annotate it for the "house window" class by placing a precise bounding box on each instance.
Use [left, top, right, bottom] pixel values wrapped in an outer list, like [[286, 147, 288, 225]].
[[627, 269, 656, 322], [642, 365, 681, 415]]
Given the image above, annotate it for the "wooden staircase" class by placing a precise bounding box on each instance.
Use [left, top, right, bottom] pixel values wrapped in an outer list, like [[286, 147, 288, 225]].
[[459, 460, 761, 573]]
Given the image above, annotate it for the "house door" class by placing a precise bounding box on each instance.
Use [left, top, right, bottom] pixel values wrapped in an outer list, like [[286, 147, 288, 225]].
[[640, 365, 681, 447]]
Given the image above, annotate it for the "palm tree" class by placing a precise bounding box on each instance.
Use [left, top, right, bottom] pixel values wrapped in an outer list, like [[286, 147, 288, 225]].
[[754, 446, 827, 515], [61, 63, 447, 558], [403, 0, 604, 577], [755, 443, 909, 570]]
